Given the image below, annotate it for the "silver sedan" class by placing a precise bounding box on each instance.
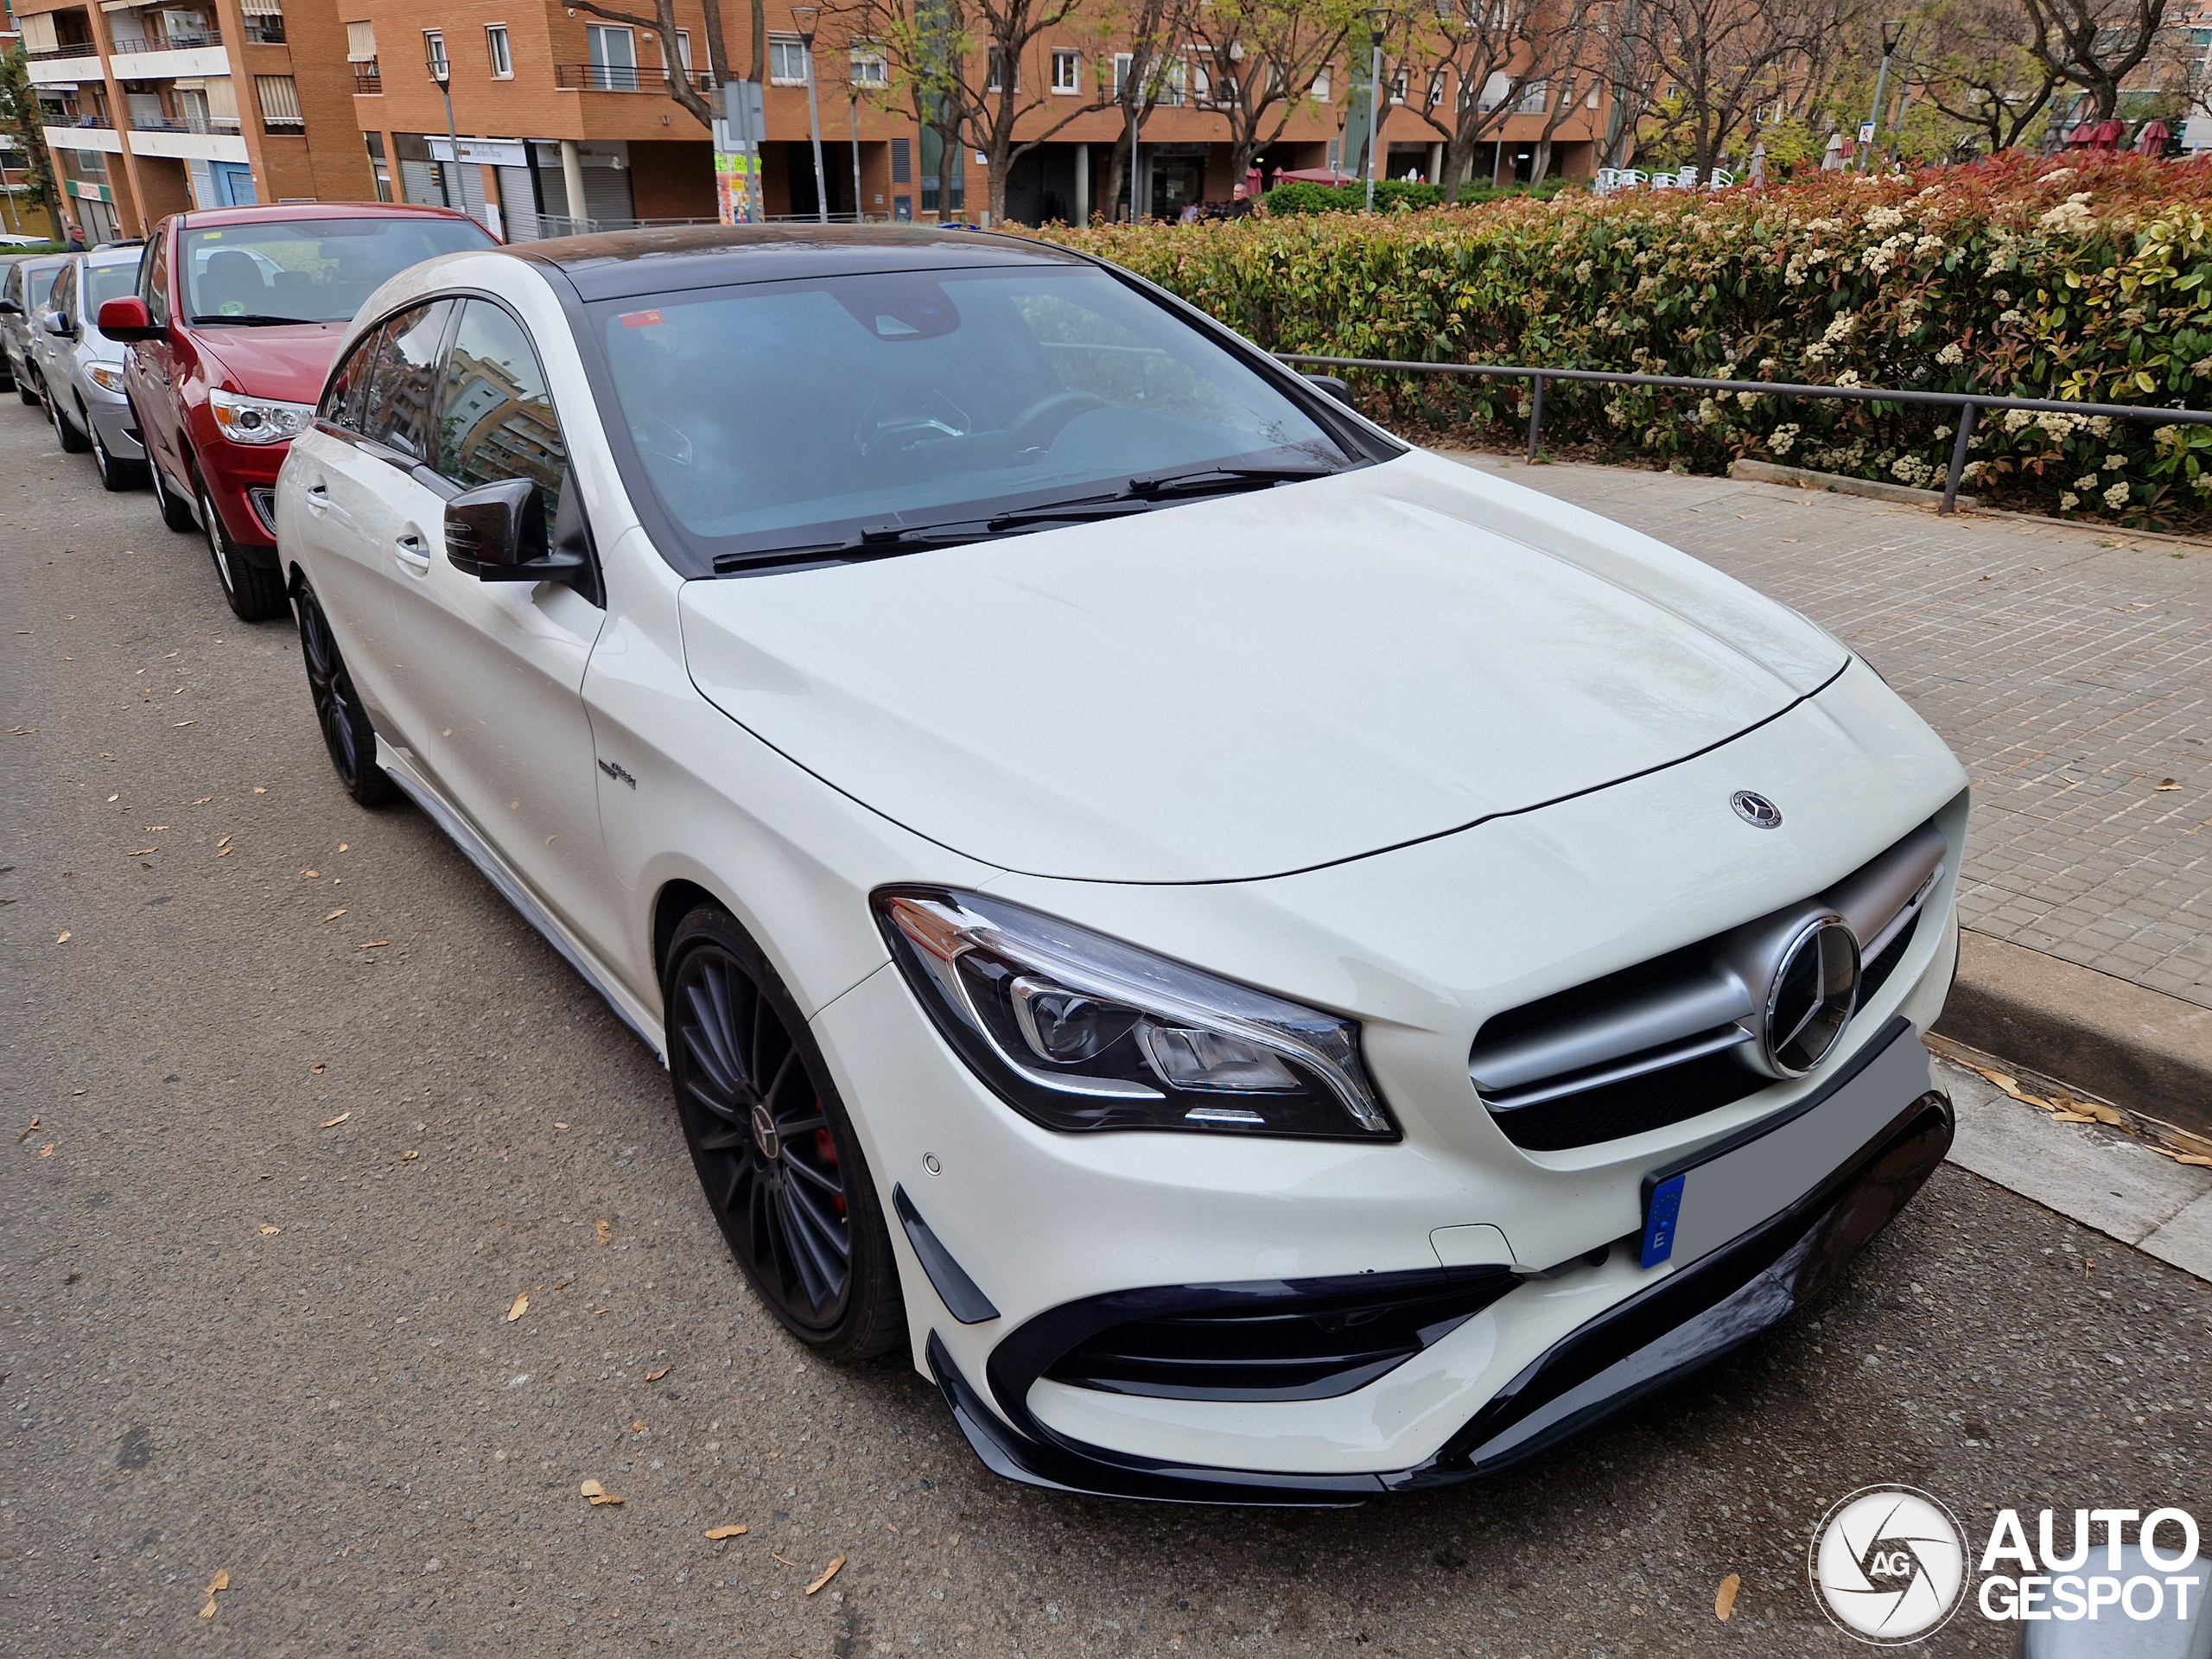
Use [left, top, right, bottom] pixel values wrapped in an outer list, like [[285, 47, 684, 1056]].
[[39, 243, 148, 490]]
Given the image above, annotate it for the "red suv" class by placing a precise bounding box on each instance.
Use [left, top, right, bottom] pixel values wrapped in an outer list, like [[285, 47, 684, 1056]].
[[98, 202, 496, 621]]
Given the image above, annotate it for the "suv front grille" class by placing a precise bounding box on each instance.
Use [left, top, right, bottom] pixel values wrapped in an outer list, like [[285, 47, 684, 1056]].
[[1471, 819, 1945, 1151]]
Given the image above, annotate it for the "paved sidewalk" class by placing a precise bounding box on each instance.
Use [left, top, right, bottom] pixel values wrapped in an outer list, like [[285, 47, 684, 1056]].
[[1451, 454, 2212, 1011]]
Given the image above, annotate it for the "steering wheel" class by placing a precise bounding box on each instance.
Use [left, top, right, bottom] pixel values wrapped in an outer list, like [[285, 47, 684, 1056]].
[[1005, 391, 1108, 454]]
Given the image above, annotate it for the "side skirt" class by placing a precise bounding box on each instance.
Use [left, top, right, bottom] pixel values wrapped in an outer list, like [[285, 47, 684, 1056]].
[[376, 737, 667, 1064]]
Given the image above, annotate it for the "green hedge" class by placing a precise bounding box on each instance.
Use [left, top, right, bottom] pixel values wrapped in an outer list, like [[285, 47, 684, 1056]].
[[1045, 153, 2212, 531], [1262, 175, 1576, 216]]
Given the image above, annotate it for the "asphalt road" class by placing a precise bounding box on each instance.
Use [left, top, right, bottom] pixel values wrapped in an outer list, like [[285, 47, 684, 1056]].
[[3, 397, 2207, 1659]]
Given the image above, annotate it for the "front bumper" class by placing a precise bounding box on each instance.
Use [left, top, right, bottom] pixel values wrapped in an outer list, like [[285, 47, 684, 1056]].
[[81, 381, 144, 461], [928, 1078, 1953, 1504]]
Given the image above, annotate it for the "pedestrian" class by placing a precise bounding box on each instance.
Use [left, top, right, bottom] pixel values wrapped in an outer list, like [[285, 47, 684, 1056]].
[[64, 221, 85, 251], [1227, 181, 1256, 218]]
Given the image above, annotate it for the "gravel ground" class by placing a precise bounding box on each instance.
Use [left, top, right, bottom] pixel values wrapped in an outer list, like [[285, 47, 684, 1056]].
[[3, 400, 2207, 1658]]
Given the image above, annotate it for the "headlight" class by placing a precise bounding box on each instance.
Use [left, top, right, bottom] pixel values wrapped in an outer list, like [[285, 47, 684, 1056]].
[[86, 363, 126, 394], [875, 888, 1395, 1139], [208, 386, 314, 445]]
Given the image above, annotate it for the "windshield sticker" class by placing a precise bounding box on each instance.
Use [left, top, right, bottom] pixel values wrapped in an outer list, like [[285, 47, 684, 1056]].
[[220, 300, 245, 315], [202, 232, 221, 239], [620, 309, 664, 328]]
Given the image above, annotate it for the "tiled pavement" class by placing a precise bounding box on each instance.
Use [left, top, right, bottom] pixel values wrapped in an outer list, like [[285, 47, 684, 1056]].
[[1447, 454, 2212, 1009]]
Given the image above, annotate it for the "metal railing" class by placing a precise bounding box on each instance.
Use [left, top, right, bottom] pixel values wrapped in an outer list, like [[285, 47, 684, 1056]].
[[131, 112, 245, 135], [1277, 354, 2212, 514], [26, 41, 103, 61], [108, 28, 224, 53], [352, 62, 382, 94], [46, 112, 117, 130], [553, 62, 705, 92]]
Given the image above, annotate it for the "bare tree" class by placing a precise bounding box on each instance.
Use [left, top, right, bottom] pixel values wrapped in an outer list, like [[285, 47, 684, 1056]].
[[1911, 0, 2059, 152], [1179, 0, 1355, 186], [567, 0, 729, 128], [1395, 0, 1550, 194], [1637, 0, 1848, 174], [1530, 3, 1605, 180], [1096, 0, 1181, 219], [2020, 0, 2170, 122], [1593, 0, 1657, 166]]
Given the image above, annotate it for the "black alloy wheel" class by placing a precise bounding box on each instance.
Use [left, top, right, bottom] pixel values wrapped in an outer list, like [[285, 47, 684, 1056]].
[[149, 452, 197, 532], [293, 578, 397, 808], [86, 404, 142, 492], [200, 479, 285, 621], [50, 381, 90, 453], [665, 908, 904, 1362]]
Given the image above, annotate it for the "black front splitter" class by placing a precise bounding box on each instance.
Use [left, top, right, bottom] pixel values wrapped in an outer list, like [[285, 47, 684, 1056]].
[[926, 1086, 1955, 1506]]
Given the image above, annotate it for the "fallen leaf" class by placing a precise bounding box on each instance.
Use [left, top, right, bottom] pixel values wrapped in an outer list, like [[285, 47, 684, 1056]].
[[705, 1523, 748, 1539], [506, 1292, 530, 1322], [1715, 1574, 1741, 1621], [2176, 1154, 2212, 1167], [302, 869, 319, 879], [311, 1065, 326, 1075], [595, 1219, 613, 1245], [631, 1419, 647, 1433], [195, 797, 213, 804], [39, 1144, 54, 1157], [207, 1569, 229, 1592], [215, 848, 232, 857], [126, 847, 157, 857], [359, 941, 390, 949], [253, 786, 265, 794], [16, 1119, 41, 1143], [804, 1556, 847, 1596], [199, 1602, 217, 1619], [107, 794, 118, 803], [398, 1150, 418, 1163], [322, 910, 346, 923], [580, 1479, 623, 1506], [772, 1552, 796, 1567], [259, 1224, 280, 1236], [217, 835, 232, 848], [321, 1113, 350, 1128], [2050, 1111, 2099, 1124], [646, 1366, 671, 1382], [338, 842, 348, 852], [2157, 779, 2181, 790], [555, 1122, 570, 1130], [173, 719, 196, 728], [54, 931, 69, 944]]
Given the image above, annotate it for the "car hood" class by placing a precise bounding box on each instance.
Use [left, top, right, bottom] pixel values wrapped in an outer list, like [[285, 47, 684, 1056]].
[[677, 450, 1848, 883], [191, 321, 345, 404]]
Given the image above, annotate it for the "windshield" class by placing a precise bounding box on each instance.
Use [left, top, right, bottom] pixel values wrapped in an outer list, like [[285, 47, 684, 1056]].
[[182, 217, 494, 325], [83, 261, 140, 313], [591, 264, 1353, 568]]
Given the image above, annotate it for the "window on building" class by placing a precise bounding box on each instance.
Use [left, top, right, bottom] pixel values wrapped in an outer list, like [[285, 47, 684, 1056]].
[[588, 24, 638, 89], [486, 24, 512, 77], [1311, 69, 1330, 100], [256, 75, 304, 130], [889, 136, 911, 182], [986, 48, 1019, 92], [424, 29, 448, 79], [1516, 79, 1547, 114], [769, 36, 807, 85], [1389, 68, 1407, 105], [675, 29, 694, 77], [851, 45, 887, 86], [1113, 52, 1131, 96], [1052, 48, 1078, 93]]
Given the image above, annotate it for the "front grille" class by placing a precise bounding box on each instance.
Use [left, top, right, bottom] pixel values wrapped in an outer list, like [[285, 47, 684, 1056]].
[[1039, 1270, 1518, 1403], [1472, 819, 1945, 1151]]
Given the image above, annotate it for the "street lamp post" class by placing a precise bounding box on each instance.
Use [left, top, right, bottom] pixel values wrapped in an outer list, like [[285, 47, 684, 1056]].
[[792, 6, 830, 223], [427, 41, 462, 213], [1858, 18, 1902, 174], [1363, 8, 1386, 213]]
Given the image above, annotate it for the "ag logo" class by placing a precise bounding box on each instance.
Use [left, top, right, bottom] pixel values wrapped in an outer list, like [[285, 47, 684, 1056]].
[[1809, 1484, 1968, 1644]]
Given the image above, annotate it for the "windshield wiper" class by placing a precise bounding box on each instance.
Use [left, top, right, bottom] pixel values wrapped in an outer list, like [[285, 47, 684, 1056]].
[[188, 313, 327, 327], [1122, 462, 1339, 500]]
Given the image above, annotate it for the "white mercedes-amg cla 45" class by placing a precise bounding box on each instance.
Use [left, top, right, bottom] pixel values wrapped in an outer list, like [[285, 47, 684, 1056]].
[[275, 226, 1966, 1503]]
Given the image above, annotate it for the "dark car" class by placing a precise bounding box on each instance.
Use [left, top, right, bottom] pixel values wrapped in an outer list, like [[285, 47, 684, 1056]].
[[97, 202, 496, 621], [1, 253, 69, 402]]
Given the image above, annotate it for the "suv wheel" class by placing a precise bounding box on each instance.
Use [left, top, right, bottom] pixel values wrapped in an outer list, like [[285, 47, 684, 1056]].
[[86, 407, 143, 492], [200, 479, 285, 621], [149, 456, 197, 532], [16, 358, 37, 406], [664, 907, 906, 1363], [50, 384, 90, 453], [293, 578, 397, 807]]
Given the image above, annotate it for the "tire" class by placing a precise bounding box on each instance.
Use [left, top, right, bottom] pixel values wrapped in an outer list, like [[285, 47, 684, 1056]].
[[149, 455, 198, 532], [16, 359, 38, 405], [50, 383, 90, 453], [87, 406, 143, 492], [200, 478, 285, 621], [293, 577, 397, 808], [664, 907, 906, 1363]]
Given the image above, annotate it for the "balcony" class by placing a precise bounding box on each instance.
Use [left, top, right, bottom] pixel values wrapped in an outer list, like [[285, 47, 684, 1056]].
[[25, 41, 101, 86], [554, 62, 706, 92], [108, 28, 232, 81], [42, 115, 124, 155], [131, 112, 244, 137], [25, 41, 102, 62], [127, 115, 249, 162], [353, 60, 383, 95]]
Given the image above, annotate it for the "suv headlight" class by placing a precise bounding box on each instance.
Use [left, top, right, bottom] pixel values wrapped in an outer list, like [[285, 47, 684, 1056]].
[[208, 386, 314, 445], [875, 888, 1395, 1139]]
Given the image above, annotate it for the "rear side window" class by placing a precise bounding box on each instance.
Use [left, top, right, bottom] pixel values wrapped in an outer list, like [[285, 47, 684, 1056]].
[[144, 228, 171, 325], [435, 300, 569, 522], [321, 324, 383, 433], [355, 301, 454, 462], [48, 262, 75, 321]]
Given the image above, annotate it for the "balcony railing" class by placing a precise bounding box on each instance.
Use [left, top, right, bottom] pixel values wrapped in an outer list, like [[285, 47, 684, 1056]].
[[109, 27, 225, 53], [554, 62, 707, 92], [353, 61, 383, 94], [130, 113, 245, 136], [244, 16, 286, 44], [26, 41, 103, 61], [47, 112, 117, 130]]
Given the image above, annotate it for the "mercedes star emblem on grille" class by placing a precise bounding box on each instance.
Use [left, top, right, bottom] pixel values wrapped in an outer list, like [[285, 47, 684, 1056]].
[[1758, 914, 1861, 1076], [1731, 790, 1784, 829]]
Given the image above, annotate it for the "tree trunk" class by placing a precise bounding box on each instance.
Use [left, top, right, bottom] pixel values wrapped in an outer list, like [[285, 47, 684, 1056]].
[[750, 0, 766, 83]]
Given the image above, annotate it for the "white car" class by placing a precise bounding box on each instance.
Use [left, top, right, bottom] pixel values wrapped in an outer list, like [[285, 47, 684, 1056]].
[[275, 226, 1966, 1503]]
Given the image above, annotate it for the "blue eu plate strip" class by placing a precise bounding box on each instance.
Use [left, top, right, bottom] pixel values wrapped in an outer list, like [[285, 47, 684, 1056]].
[[1641, 1173, 1686, 1268]]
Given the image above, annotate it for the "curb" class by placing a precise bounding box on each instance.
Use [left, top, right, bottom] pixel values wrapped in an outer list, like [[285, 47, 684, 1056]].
[[1726, 457, 1978, 510], [1934, 931, 2212, 1141]]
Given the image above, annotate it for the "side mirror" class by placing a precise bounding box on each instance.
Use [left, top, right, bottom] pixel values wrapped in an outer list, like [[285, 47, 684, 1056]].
[[43, 308, 75, 338], [445, 478, 589, 588], [0, 298, 21, 317], [1302, 372, 1356, 408], [97, 296, 161, 343]]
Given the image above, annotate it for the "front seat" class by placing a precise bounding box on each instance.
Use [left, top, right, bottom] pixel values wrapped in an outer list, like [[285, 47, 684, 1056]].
[[196, 249, 265, 317]]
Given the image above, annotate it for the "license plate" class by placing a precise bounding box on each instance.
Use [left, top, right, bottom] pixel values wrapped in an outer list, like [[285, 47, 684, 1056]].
[[1640, 1021, 1931, 1271]]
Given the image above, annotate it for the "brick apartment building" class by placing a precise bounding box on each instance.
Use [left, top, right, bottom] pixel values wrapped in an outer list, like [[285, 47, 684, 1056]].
[[9, 0, 1610, 238], [16, 0, 369, 239]]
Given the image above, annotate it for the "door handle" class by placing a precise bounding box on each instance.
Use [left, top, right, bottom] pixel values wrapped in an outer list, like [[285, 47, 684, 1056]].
[[394, 532, 432, 575], [303, 480, 330, 516]]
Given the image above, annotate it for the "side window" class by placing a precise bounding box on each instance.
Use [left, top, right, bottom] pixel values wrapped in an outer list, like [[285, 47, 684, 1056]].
[[48, 262, 73, 321], [356, 300, 454, 463], [321, 325, 383, 432], [144, 230, 170, 326], [3, 265, 20, 310], [435, 299, 569, 522]]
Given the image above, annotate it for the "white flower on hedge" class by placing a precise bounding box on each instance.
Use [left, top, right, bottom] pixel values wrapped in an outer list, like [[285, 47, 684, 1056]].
[[1961, 461, 1986, 481], [1998, 308, 2025, 324], [2075, 474, 2101, 490], [1697, 397, 1722, 425], [1936, 342, 1965, 365], [1835, 370, 1863, 388], [2039, 196, 2095, 235], [2037, 411, 2083, 441], [2195, 474, 2212, 493], [2154, 424, 2183, 449], [2004, 409, 2036, 434], [2103, 480, 2130, 509], [1934, 425, 1954, 441], [1865, 205, 1907, 232], [2087, 415, 2113, 438], [1573, 259, 1594, 283], [2103, 453, 2126, 470], [1737, 390, 1761, 409], [2060, 492, 2081, 509], [1769, 423, 1801, 456]]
